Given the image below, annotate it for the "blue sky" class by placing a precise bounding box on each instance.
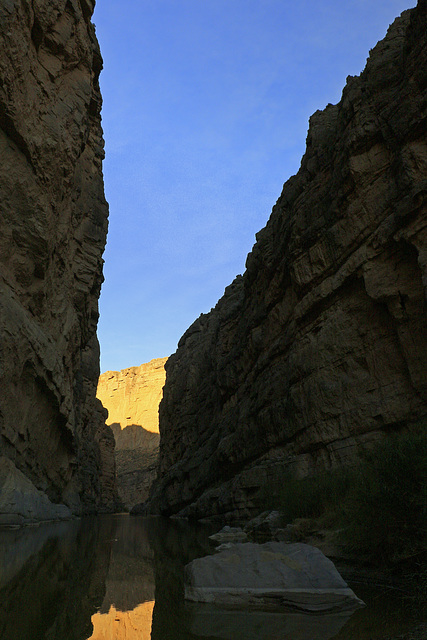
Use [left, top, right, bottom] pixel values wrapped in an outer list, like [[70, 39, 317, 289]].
[[93, 0, 414, 373]]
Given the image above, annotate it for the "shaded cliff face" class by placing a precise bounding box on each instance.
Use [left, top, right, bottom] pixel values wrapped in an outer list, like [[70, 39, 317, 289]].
[[111, 424, 159, 511], [0, 0, 117, 514], [97, 358, 167, 509], [150, 3, 427, 521]]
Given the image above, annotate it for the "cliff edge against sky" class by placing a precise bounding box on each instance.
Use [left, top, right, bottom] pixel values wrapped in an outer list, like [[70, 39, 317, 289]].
[[0, 0, 117, 519], [148, 1, 427, 521]]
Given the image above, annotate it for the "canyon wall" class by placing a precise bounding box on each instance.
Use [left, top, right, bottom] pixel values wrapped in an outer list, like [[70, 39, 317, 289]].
[[149, 2, 427, 521], [0, 0, 117, 518], [97, 358, 167, 434], [97, 358, 167, 509]]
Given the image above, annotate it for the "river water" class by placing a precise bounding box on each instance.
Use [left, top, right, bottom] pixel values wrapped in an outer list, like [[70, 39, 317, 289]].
[[0, 514, 419, 640]]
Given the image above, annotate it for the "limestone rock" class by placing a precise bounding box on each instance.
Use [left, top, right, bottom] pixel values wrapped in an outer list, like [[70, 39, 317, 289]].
[[244, 511, 285, 542], [97, 358, 167, 433], [97, 359, 166, 509], [149, 2, 427, 520], [185, 542, 364, 612], [0, 0, 118, 514], [0, 457, 71, 526]]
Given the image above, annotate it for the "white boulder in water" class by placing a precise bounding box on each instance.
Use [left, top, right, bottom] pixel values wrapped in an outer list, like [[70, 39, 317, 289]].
[[184, 541, 364, 613]]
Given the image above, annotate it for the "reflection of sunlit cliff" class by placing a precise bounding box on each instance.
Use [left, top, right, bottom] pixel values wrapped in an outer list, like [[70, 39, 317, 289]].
[[100, 516, 155, 612], [89, 602, 154, 640], [0, 519, 113, 640], [87, 517, 156, 639]]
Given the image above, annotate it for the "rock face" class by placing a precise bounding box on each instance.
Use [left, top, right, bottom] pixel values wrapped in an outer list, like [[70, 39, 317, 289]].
[[97, 359, 166, 509], [0, 0, 117, 519], [0, 456, 72, 526], [97, 358, 167, 434], [149, 2, 427, 521], [112, 424, 159, 511]]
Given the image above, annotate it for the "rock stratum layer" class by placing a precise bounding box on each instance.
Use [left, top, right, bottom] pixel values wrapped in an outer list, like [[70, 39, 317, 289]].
[[0, 0, 117, 518], [97, 359, 166, 509], [149, 3, 427, 521]]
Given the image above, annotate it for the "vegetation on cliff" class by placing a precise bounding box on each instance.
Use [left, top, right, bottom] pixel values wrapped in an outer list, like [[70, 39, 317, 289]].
[[266, 430, 426, 567]]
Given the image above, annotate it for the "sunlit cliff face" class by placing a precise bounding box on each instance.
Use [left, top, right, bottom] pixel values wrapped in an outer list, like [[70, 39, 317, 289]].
[[97, 358, 167, 434], [89, 601, 155, 640], [96, 358, 167, 510]]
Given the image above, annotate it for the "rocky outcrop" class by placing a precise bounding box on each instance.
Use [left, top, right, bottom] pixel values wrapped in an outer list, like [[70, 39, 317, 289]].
[[0, 456, 72, 526], [97, 359, 166, 509], [185, 542, 364, 640], [149, 2, 427, 521], [0, 0, 117, 520]]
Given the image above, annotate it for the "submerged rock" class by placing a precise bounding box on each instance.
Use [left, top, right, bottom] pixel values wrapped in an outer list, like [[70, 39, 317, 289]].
[[209, 526, 248, 544], [184, 541, 364, 613]]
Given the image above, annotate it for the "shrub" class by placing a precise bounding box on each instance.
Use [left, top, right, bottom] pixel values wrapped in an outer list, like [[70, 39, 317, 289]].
[[261, 429, 426, 569], [340, 430, 427, 565], [264, 464, 354, 522]]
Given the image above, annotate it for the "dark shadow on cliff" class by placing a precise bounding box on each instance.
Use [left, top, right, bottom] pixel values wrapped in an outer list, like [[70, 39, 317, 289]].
[[109, 423, 160, 511]]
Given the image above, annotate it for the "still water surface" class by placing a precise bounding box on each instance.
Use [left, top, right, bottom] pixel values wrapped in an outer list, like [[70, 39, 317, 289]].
[[0, 514, 418, 640]]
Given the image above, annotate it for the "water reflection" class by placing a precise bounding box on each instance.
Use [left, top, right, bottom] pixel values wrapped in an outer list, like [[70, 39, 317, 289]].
[[0, 515, 419, 640], [88, 514, 157, 640], [0, 518, 112, 640], [89, 602, 154, 640]]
